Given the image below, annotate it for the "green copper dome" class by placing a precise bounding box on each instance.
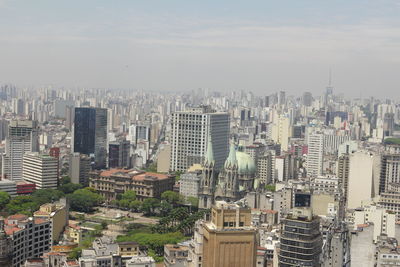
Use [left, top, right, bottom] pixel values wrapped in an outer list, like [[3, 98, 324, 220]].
[[236, 151, 256, 175]]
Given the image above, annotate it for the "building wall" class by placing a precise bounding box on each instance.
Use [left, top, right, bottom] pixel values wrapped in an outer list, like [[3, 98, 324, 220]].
[[202, 230, 257, 267], [347, 151, 377, 209], [170, 107, 229, 172]]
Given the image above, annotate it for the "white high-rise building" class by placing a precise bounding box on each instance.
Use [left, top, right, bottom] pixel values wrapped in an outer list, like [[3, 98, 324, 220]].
[[2, 120, 39, 181], [307, 132, 324, 177], [170, 106, 230, 172], [22, 152, 58, 189], [271, 115, 291, 152], [347, 151, 379, 209]]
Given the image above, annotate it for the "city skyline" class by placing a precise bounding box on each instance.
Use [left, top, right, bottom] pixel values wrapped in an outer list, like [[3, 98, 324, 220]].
[[1, 0, 400, 97]]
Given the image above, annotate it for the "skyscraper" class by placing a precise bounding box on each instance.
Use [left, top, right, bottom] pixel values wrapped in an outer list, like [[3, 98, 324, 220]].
[[170, 106, 230, 172], [307, 132, 324, 177], [2, 120, 39, 181], [73, 107, 108, 169]]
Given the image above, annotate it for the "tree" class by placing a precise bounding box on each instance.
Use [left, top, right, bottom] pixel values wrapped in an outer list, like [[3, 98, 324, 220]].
[[60, 176, 71, 185], [121, 190, 136, 201], [32, 189, 64, 205], [118, 199, 130, 209], [141, 198, 160, 216], [161, 191, 181, 205], [116, 231, 184, 256], [159, 201, 172, 217], [59, 183, 83, 194], [187, 197, 199, 208], [68, 188, 104, 212], [0, 191, 11, 210], [6, 196, 40, 215], [129, 200, 141, 211]]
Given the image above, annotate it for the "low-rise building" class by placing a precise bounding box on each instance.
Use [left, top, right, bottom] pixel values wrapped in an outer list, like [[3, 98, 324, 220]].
[[64, 223, 82, 244], [89, 169, 175, 202], [16, 181, 36, 195], [0, 179, 17, 197], [164, 244, 189, 267], [126, 256, 156, 267]]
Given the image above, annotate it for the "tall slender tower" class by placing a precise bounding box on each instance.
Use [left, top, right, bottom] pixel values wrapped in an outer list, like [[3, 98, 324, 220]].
[[199, 138, 216, 209]]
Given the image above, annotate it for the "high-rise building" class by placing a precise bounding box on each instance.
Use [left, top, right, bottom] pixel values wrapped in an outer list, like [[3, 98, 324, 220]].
[[128, 124, 151, 145], [170, 106, 230, 172], [195, 201, 257, 267], [383, 113, 395, 137], [11, 98, 24, 115], [271, 115, 291, 152], [302, 92, 313, 107], [347, 151, 378, 209], [379, 152, 400, 194], [279, 207, 323, 267], [0, 119, 9, 141], [73, 107, 108, 169], [22, 152, 58, 189], [68, 153, 91, 185], [65, 105, 74, 131], [2, 120, 39, 181], [307, 132, 324, 177], [109, 140, 131, 169], [257, 150, 275, 184], [337, 154, 350, 207]]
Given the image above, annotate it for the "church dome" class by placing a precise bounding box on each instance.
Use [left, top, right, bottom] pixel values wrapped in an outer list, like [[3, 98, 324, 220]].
[[235, 151, 256, 175]]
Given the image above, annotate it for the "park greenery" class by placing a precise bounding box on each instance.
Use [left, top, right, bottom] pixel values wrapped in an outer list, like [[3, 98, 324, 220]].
[[0, 174, 204, 263], [0, 177, 103, 216]]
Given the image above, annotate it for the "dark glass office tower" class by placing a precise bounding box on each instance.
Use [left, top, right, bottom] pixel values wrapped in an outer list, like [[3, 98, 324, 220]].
[[74, 107, 107, 169], [109, 140, 130, 168]]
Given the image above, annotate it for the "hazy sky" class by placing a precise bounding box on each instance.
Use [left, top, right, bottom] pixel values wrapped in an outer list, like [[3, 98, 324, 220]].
[[1, 0, 400, 97]]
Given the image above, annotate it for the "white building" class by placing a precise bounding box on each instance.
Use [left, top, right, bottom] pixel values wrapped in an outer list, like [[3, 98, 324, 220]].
[[352, 204, 396, 243], [179, 166, 202, 198], [126, 256, 156, 267], [271, 115, 291, 152], [170, 106, 230, 172], [347, 151, 379, 209], [2, 120, 39, 181], [22, 152, 58, 189], [307, 132, 324, 177]]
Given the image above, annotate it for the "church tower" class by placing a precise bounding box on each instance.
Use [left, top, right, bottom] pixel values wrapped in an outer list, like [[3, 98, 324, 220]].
[[215, 142, 240, 202], [199, 138, 217, 209]]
